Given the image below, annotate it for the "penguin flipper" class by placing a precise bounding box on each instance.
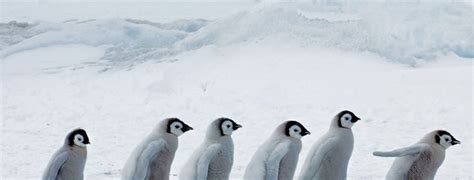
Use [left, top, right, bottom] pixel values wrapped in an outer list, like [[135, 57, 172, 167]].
[[300, 137, 337, 179], [196, 144, 221, 180], [265, 140, 291, 180], [43, 151, 68, 180], [134, 139, 166, 179], [373, 144, 429, 157]]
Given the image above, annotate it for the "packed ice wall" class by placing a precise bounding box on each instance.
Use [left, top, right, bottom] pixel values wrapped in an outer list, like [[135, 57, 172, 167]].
[[2, 1, 473, 67]]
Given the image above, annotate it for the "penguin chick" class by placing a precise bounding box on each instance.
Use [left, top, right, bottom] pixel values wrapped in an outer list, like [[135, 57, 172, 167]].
[[122, 118, 193, 180], [179, 117, 242, 180], [43, 128, 90, 180], [244, 120, 310, 180], [299, 110, 361, 180], [373, 130, 460, 180]]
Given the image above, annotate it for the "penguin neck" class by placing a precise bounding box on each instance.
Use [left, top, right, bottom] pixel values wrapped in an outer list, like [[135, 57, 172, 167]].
[[329, 127, 353, 138], [205, 135, 232, 144], [68, 144, 87, 155], [163, 132, 179, 141]]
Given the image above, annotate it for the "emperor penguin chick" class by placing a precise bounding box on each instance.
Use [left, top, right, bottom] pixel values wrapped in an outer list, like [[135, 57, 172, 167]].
[[373, 130, 460, 180], [43, 128, 90, 180], [299, 110, 361, 180], [244, 120, 311, 180], [179, 117, 242, 180], [122, 118, 193, 180]]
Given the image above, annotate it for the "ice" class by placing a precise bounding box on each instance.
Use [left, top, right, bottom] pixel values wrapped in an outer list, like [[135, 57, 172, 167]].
[[0, 21, 58, 50], [2, 2, 473, 66], [1, 19, 201, 66], [2, 44, 105, 75], [181, 2, 473, 65]]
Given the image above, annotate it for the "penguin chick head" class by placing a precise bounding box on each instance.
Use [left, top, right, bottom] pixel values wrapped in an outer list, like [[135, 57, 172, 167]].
[[285, 121, 310, 139], [435, 130, 460, 149], [336, 110, 360, 129], [67, 128, 90, 147], [219, 117, 242, 136], [166, 118, 193, 137]]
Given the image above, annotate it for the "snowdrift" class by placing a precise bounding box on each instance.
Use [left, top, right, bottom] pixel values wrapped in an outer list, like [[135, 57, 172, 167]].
[[1, 2, 472, 66], [1, 19, 208, 66]]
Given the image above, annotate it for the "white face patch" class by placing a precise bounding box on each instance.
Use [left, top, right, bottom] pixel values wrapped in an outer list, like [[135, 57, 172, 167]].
[[170, 121, 185, 136], [289, 125, 303, 139], [74, 134, 87, 147], [340, 113, 355, 128], [439, 134, 453, 149], [221, 120, 234, 136]]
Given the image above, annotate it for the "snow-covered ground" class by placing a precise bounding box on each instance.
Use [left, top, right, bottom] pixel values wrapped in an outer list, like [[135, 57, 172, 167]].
[[1, 1, 473, 179]]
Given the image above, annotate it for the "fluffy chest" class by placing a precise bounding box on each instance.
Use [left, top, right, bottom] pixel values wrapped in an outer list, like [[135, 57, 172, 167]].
[[150, 144, 176, 165], [277, 140, 302, 179], [207, 140, 234, 178], [57, 148, 87, 180], [406, 149, 443, 179], [319, 131, 354, 170], [329, 136, 354, 158]]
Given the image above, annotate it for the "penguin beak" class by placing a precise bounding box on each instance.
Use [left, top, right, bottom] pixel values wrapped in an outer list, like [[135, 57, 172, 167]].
[[233, 124, 243, 130], [301, 131, 311, 136], [351, 116, 361, 123], [183, 125, 193, 132], [452, 139, 461, 145]]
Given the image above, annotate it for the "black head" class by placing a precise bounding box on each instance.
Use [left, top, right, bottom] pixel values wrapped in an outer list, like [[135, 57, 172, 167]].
[[67, 128, 90, 147], [435, 130, 460, 148], [336, 110, 361, 129], [218, 117, 242, 136], [285, 121, 310, 139], [166, 118, 193, 136]]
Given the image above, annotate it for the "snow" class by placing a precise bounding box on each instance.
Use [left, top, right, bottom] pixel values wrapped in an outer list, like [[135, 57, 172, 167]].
[[1, 1, 473, 180], [3, 44, 105, 74], [2, 2, 472, 66]]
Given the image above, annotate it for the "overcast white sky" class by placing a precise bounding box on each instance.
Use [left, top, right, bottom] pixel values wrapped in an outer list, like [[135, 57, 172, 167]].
[[1, 0, 471, 3], [1, 0, 252, 2]]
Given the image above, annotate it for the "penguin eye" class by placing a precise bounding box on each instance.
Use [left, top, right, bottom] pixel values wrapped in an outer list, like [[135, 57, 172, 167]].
[[175, 125, 180, 129], [445, 138, 449, 141], [75, 135, 82, 142], [227, 125, 231, 128], [341, 114, 351, 121], [294, 129, 298, 132]]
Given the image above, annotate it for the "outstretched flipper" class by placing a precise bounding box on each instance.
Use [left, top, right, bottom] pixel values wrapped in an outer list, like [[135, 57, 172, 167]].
[[196, 144, 221, 180], [43, 151, 68, 180], [299, 137, 337, 180], [133, 139, 166, 179], [265, 140, 291, 180], [373, 144, 429, 157]]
